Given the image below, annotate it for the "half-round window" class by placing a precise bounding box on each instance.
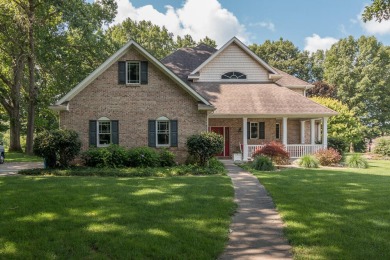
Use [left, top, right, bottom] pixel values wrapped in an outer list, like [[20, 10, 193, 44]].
[[221, 71, 247, 79]]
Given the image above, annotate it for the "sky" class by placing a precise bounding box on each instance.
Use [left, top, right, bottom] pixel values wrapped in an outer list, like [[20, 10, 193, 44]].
[[110, 0, 390, 51]]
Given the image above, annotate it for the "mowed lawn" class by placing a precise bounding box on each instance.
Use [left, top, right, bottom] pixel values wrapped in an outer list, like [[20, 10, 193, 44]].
[[247, 160, 390, 259], [0, 176, 235, 259]]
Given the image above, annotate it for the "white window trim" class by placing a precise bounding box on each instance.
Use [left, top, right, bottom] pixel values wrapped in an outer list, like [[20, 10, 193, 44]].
[[97, 120, 112, 147], [126, 61, 141, 85], [275, 123, 281, 139], [156, 119, 170, 147], [250, 122, 258, 139]]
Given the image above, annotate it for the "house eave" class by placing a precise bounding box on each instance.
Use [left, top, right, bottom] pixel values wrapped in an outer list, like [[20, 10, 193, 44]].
[[198, 104, 216, 111], [208, 112, 338, 119], [49, 103, 69, 111]]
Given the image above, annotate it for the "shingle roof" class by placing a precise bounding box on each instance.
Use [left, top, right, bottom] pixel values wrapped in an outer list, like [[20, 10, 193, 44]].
[[273, 67, 313, 87], [161, 44, 217, 81], [191, 82, 337, 116]]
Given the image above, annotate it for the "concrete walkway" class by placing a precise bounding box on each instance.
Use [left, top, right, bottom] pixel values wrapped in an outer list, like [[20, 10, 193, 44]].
[[0, 162, 43, 176], [219, 160, 292, 260]]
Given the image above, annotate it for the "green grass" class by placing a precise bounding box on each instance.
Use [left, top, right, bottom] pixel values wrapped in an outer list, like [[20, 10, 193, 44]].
[[244, 160, 390, 259], [0, 176, 235, 259], [5, 152, 43, 163]]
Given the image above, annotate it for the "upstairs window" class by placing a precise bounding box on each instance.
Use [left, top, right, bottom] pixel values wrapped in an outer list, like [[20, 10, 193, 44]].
[[221, 71, 247, 80], [127, 61, 140, 84]]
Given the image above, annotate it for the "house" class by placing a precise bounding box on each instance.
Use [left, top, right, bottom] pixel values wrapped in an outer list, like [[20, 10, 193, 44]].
[[50, 37, 337, 162]]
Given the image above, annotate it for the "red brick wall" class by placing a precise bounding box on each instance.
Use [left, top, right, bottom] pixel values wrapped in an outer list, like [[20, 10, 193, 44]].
[[59, 46, 207, 162]]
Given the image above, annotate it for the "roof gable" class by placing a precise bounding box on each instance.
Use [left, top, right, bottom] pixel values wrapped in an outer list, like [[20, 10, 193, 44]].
[[189, 37, 278, 77], [55, 40, 211, 107]]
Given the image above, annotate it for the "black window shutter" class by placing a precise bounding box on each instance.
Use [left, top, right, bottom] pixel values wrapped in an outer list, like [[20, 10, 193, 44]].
[[118, 61, 126, 84], [111, 120, 119, 144], [141, 61, 148, 85], [148, 120, 156, 147], [170, 120, 178, 147], [247, 122, 250, 139], [259, 122, 265, 139], [89, 120, 97, 146]]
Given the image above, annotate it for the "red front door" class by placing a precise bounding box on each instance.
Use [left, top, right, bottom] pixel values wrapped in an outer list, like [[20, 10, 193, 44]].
[[210, 127, 230, 156]]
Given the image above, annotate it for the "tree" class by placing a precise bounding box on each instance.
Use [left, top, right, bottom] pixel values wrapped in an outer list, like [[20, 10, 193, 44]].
[[306, 81, 337, 98], [198, 36, 217, 48], [362, 0, 390, 22], [324, 36, 390, 136], [176, 34, 197, 48], [249, 38, 312, 82], [0, 0, 117, 153], [311, 97, 366, 151]]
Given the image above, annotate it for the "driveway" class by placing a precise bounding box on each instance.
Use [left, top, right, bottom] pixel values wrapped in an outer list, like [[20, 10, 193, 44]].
[[0, 162, 44, 176]]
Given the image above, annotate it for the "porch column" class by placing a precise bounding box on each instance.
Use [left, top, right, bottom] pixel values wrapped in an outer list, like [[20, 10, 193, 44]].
[[300, 121, 305, 144], [282, 117, 288, 146], [317, 122, 322, 142], [322, 117, 328, 148], [243, 117, 248, 161], [310, 119, 316, 145]]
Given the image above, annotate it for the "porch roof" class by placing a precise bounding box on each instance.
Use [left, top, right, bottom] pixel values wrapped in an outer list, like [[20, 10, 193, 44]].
[[191, 82, 338, 117]]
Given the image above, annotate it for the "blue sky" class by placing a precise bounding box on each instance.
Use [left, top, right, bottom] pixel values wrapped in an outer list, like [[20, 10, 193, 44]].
[[113, 0, 390, 51]]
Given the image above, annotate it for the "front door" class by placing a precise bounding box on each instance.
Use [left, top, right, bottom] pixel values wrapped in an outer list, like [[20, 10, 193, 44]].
[[210, 127, 230, 156]]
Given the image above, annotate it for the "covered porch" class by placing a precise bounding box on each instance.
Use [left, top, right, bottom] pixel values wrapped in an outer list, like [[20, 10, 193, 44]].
[[208, 116, 329, 160]]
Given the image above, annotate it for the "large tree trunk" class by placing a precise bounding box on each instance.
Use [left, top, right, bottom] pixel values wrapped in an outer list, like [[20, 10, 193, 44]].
[[25, 0, 36, 155], [9, 109, 22, 152]]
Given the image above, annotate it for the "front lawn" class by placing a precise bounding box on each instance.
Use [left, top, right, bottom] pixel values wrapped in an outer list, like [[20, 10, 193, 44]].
[[245, 160, 390, 259], [0, 176, 235, 259]]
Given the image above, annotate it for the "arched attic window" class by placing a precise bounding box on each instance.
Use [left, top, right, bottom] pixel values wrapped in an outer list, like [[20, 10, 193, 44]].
[[221, 71, 247, 80]]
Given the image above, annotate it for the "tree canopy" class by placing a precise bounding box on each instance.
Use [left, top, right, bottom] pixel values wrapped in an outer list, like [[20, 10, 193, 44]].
[[362, 0, 390, 22]]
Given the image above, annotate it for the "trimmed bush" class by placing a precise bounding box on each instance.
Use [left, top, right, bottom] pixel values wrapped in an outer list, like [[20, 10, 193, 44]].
[[346, 154, 368, 168], [186, 132, 223, 166], [159, 148, 176, 167], [299, 155, 319, 168], [373, 137, 390, 156], [82, 145, 129, 168], [34, 129, 81, 168], [314, 148, 342, 166], [252, 141, 290, 165], [328, 136, 348, 154], [252, 155, 275, 171], [128, 147, 159, 167]]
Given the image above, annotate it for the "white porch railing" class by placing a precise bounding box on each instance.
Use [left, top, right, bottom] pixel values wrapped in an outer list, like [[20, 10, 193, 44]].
[[247, 144, 324, 159]]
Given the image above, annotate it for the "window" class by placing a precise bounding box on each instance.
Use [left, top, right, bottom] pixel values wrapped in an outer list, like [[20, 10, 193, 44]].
[[89, 118, 118, 147], [250, 122, 258, 139], [156, 117, 170, 146], [275, 123, 280, 139], [127, 61, 140, 84], [98, 120, 111, 146], [259, 122, 265, 139], [221, 71, 247, 79]]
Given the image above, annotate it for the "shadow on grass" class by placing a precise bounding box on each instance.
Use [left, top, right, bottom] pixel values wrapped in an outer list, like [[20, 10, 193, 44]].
[[0, 176, 235, 259], [250, 161, 390, 259]]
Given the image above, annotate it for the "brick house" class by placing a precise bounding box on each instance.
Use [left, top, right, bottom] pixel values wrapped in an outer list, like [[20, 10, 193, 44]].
[[50, 37, 336, 162]]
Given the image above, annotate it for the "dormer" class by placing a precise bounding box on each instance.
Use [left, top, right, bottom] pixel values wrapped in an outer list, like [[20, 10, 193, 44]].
[[188, 37, 282, 83]]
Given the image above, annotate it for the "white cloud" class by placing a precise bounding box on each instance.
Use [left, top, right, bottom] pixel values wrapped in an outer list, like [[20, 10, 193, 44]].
[[360, 19, 390, 35], [304, 34, 338, 52], [249, 22, 275, 32], [113, 0, 249, 46]]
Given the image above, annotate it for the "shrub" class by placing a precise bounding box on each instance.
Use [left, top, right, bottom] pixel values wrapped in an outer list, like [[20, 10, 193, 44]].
[[373, 137, 390, 156], [159, 148, 176, 167], [82, 145, 129, 168], [299, 155, 319, 168], [314, 148, 342, 166], [186, 132, 223, 166], [346, 154, 368, 168], [207, 157, 226, 172], [328, 136, 348, 154], [252, 141, 290, 165], [252, 155, 275, 171], [34, 129, 81, 168], [128, 147, 159, 167]]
